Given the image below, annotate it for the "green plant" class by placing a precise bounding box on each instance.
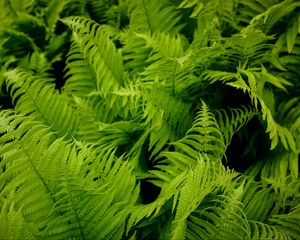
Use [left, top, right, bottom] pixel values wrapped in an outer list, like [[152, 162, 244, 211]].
[[0, 0, 299, 239]]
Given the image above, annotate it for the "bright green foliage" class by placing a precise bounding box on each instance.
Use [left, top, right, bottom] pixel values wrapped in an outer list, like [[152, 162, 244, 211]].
[[0, 0, 300, 239]]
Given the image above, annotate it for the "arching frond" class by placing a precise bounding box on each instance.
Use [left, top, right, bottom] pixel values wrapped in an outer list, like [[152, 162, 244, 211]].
[[18, 51, 53, 79], [171, 158, 236, 239], [252, 0, 300, 34], [179, 176, 294, 240], [63, 40, 97, 97], [246, 148, 299, 183], [240, 179, 277, 222], [204, 66, 295, 151], [141, 31, 199, 92], [1, 1, 300, 239], [214, 105, 257, 147], [127, 171, 186, 234], [251, 97, 300, 180], [222, 27, 274, 67], [45, 150, 139, 240], [152, 101, 225, 182], [272, 35, 300, 85], [4, 68, 80, 139], [0, 111, 69, 232], [227, 68, 295, 151], [62, 16, 124, 95], [1, 29, 38, 58], [0, 110, 140, 239]]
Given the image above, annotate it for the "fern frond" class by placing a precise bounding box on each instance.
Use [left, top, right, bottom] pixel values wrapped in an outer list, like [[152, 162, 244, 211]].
[[245, 149, 299, 182], [236, 176, 299, 239], [44, 0, 67, 37], [182, 177, 293, 240], [248, 221, 292, 240], [256, 97, 300, 179], [4, 68, 80, 139], [214, 105, 257, 147], [0, 111, 69, 231], [253, 0, 300, 34], [206, 66, 295, 151], [143, 86, 193, 159], [86, 0, 111, 24], [0, 200, 39, 240], [61, 0, 87, 16], [84, 120, 144, 151], [179, 0, 237, 28], [236, 0, 278, 27], [171, 159, 238, 240], [18, 51, 53, 79], [140, 31, 200, 92], [122, 30, 151, 73], [269, 204, 300, 240], [178, 0, 205, 18], [45, 173, 126, 240], [127, 171, 186, 233], [129, 0, 183, 34], [45, 146, 139, 240], [1, 28, 38, 58], [63, 40, 97, 97], [241, 180, 276, 222], [152, 101, 225, 183], [171, 100, 225, 161], [62, 16, 124, 95], [272, 35, 300, 85], [86, 0, 128, 28], [224, 28, 274, 67]]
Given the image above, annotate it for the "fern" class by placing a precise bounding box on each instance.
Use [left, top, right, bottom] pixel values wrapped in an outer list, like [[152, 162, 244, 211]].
[[269, 204, 300, 239], [129, 0, 183, 34], [204, 65, 296, 151], [0, 110, 139, 239], [62, 16, 124, 95], [0, 200, 39, 240], [63, 40, 97, 97], [152, 101, 225, 184], [171, 158, 236, 239], [4, 68, 80, 139], [172, 101, 225, 159], [143, 86, 193, 159], [0, 111, 66, 233], [122, 30, 152, 73], [214, 105, 257, 147], [44, 0, 67, 37], [1, 1, 300, 239]]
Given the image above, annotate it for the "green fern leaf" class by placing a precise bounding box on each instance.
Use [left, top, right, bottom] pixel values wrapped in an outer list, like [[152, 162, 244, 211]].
[[0, 111, 69, 232], [0, 200, 39, 240], [62, 16, 124, 95], [173, 100, 225, 160], [129, 0, 183, 34], [214, 105, 257, 147], [4, 68, 79, 139], [63, 41, 97, 97], [45, 0, 67, 37], [171, 162, 238, 240]]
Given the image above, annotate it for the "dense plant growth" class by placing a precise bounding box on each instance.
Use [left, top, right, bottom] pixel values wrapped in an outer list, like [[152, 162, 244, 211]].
[[0, 0, 300, 239]]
